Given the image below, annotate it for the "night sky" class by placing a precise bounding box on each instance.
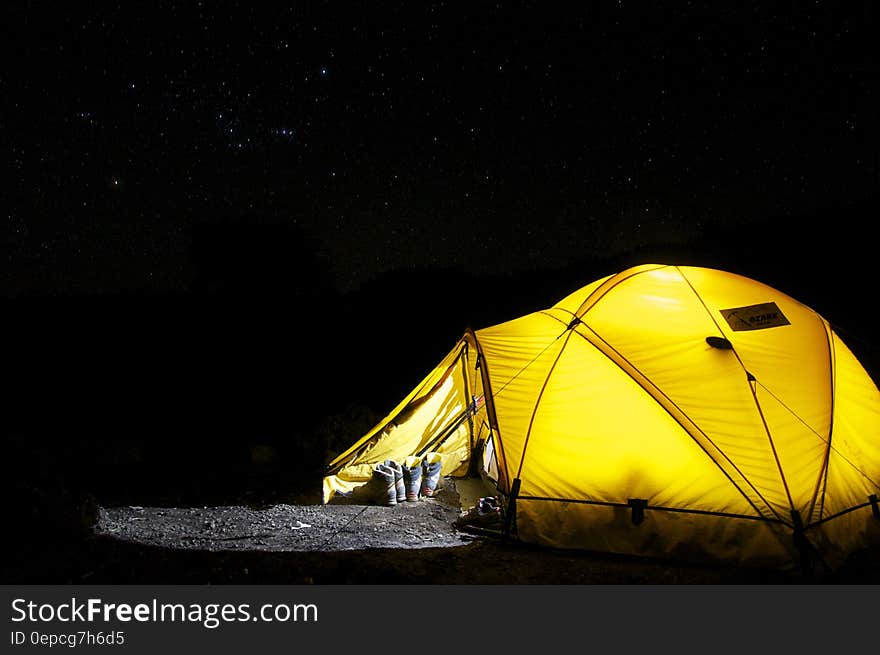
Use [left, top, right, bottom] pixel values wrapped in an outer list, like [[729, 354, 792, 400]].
[[5, 5, 880, 586], [5, 3, 880, 510], [7, 3, 877, 296]]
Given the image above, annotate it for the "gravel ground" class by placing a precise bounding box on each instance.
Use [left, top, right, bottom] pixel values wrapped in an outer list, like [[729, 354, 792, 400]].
[[96, 484, 465, 553], [12, 477, 875, 585]]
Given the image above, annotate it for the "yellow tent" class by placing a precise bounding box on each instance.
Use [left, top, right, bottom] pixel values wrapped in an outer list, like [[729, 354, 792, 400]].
[[324, 264, 880, 568]]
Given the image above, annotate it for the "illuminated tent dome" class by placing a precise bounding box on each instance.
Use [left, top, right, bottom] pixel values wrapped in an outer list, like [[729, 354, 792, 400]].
[[324, 264, 880, 568]]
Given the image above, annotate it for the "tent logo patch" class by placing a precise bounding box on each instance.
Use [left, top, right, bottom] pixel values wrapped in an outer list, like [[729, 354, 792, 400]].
[[720, 302, 790, 331]]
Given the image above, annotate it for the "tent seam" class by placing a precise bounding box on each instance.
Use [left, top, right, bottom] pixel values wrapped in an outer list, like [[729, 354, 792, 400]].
[[515, 330, 575, 480], [676, 266, 797, 519], [465, 328, 511, 493], [541, 309, 782, 524]]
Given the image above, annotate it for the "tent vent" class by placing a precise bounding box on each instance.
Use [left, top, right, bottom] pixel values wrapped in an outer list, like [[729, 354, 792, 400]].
[[706, 336, 733, 350], [628, 498, 648, 526], [870, 494, 880, 520]]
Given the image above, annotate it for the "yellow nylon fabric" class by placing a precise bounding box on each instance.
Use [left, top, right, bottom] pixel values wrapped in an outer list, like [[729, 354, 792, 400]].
[[515, 499, 795, 565], [578, 266, 789, 518], [509, 332, 758, 515], [552, 274, 612, 315], [472, 312, 572, 486], [679, 266, 835, 517], [322, 342, 471, 502], [322, 264, 880, 566], [819, 332, 880, 518]]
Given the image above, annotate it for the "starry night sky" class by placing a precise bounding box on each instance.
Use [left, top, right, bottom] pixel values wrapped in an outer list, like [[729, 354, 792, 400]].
[[7, 2, 877, 296], [5, 2, 880, 535]]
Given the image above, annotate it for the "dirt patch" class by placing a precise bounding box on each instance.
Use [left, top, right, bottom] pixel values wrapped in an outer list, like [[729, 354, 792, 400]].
[[96, 482, 466, 553], [76, 476, 880, 585]]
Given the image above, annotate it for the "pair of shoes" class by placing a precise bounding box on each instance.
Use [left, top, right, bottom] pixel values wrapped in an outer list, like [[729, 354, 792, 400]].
[[371, 462, 400, 506], [402, 456, 422, 501], [420, 452, 442, 498], [478, 496, 499, 513], [375, 452, 444, 505], [382, 460, 407, 504], [454, 497, 502, 530]]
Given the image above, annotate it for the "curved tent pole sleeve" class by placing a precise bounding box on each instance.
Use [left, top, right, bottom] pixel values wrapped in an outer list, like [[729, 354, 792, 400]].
[[805, 498, 878, 528], [516, 328, 576, 479], [573, 264, 665, 320], [461, 341, 476, 454], [807, 317, 837, 523], [540, 309, 782, 524], [465, 327, 510, 495], [748, 376, 797, 514], [501, 322, 579, 535], [678, 266, 799, 518], [415, 405, 472, 457]]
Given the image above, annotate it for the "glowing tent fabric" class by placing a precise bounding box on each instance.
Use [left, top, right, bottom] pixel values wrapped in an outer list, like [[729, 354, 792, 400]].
[[323, 264, 880, 567]]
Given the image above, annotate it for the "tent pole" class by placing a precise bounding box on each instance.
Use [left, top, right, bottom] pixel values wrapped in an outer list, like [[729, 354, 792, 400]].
[[503, 477, 522, 538]]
